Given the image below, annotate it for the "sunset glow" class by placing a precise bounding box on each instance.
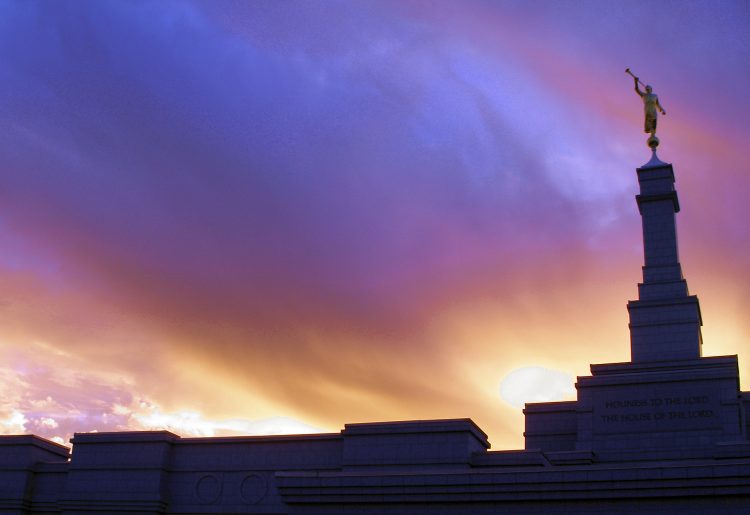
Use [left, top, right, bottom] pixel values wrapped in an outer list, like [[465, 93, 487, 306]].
[[1, 0, 749, 451]]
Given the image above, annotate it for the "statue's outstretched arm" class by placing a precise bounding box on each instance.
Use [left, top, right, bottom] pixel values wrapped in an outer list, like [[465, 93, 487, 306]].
[[634, 78, 644, 97]]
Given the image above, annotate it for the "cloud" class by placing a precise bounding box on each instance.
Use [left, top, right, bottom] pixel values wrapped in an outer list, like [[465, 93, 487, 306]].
[[128, 402, 323, 437], [499, 367, 577, 408], [0, 1, 747, 450], [0, 341, 323, 444], [0, 410, 28, 434], [39, 417, 59, 429]]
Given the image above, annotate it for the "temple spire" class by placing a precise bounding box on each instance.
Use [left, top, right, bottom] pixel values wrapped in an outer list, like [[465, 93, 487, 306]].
[[627, 156, 702, 362]]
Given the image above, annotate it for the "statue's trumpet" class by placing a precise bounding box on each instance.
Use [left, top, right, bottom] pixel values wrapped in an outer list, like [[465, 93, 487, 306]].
[[626, 68, 646, 87]]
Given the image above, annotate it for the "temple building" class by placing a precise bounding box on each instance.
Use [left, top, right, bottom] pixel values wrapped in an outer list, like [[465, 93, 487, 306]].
[[2, 152, 750, 513]]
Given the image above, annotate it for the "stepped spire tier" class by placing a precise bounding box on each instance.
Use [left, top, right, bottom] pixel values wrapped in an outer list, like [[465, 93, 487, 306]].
[[627, 153, 703, 362]]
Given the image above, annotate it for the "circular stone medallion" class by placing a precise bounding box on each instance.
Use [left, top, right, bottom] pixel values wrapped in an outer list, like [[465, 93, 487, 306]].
[[195, 474, 222, 504], [240, 473, 268, 504]]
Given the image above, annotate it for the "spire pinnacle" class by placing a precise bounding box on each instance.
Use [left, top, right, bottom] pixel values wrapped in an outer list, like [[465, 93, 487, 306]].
[[641, 147, 668, 169]]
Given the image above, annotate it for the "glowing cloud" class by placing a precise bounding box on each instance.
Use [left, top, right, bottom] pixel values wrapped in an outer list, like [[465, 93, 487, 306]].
[[500, 367, 577, 408], [0, 1, 748, 450]]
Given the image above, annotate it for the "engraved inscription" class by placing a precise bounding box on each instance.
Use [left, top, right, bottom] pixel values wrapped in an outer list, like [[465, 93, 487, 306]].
[[597, 395, 716, 428]]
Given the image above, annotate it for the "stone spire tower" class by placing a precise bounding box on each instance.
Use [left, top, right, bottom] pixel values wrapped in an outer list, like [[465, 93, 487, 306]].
[[524, 149, 747, 463], [627, 153, 703, 362]]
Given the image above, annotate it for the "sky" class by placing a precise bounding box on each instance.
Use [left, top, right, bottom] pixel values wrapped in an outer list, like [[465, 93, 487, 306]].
[[0, 0, 749, 450]]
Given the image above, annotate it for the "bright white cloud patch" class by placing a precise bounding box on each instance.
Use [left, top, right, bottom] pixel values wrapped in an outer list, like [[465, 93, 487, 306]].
[[39, 417, 59, 428], [0, 409, 28, 434], [499, 366, 576, 408], [128, 400, 323, 437]]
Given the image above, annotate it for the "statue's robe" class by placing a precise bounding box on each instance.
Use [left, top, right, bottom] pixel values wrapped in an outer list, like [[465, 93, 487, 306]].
[[641, 93, 659, 134]]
